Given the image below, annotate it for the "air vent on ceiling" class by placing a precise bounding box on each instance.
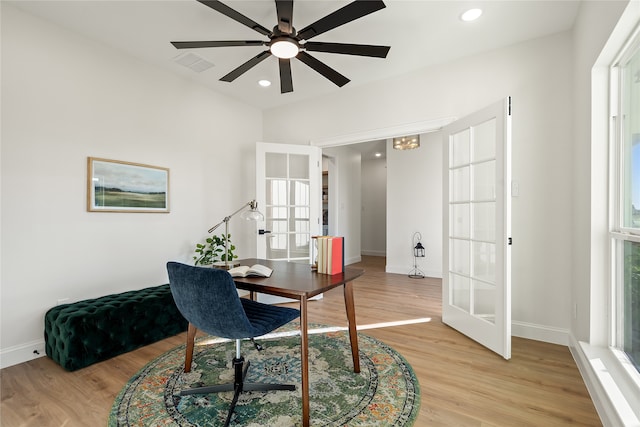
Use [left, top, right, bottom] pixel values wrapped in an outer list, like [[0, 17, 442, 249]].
[[173, 52, 214, 73]]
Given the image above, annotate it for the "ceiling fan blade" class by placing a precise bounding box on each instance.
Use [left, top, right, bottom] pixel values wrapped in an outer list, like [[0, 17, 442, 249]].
[[297, 0, 386, 41], [279, 58, 293, 93], [275, 0, 294, 34], [220, 50, 271, 82], [197, 0, 272, 36], [304, 42, 390, 58], [297, 51, 350, 87], [171, 40, 265, 49]]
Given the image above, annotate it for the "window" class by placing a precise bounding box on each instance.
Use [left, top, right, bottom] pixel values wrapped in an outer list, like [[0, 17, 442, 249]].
[[611, 34, 640, 375]]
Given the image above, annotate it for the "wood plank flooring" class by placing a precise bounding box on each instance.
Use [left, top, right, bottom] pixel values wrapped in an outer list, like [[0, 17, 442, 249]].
[[1, 256, 601, 426]]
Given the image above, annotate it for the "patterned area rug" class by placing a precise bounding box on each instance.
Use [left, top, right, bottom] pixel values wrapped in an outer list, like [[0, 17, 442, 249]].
[[109, 326, 420, 426]]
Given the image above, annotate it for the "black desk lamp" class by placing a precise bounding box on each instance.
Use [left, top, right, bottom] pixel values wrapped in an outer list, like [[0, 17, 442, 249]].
[[207, 200, 264, 269]]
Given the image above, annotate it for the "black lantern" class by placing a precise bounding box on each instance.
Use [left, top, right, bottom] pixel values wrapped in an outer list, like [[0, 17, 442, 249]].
[[409, 232, 426, 279]]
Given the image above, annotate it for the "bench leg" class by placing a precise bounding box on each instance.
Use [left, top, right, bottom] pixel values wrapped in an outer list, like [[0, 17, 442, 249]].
[[185, 323, 197, 373]]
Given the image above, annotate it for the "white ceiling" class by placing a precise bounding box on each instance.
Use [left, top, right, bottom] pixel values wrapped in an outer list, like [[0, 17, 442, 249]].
[[8, 0, 580, 111]]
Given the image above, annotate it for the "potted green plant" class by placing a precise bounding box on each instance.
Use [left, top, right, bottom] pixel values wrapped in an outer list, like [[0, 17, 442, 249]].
[[193, 233, 237, 267]]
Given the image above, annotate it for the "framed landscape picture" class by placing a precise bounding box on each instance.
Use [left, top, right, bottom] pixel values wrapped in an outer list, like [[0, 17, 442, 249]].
[[87, 157, 169, 213]]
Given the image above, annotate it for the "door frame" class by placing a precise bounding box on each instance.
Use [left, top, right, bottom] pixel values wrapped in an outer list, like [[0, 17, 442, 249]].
[[311, 117, 457, 266], [310, 117, 456, 148]]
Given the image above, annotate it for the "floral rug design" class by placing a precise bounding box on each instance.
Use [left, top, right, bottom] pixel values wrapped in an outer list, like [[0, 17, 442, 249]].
[[109, 327, 419, 426]]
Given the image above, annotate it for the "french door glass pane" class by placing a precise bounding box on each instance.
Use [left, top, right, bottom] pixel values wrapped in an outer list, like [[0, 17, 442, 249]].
[[450, 167, 470, 202], [451, 129, 470, 167], [265, 153, 287, 178], [290, 207, 310, 232], [451, 203, 470, 238], [451, 273, 470, 312], [473, 202, 496, 242], [473, 160, 495, 201], [290, 180, 310, 205], [473, 118, 496, 162], [289, 154, 309, 179], [290, 234, 310, 258], [264, 153, 311, 260], [472, 241, 496, 283], [266, 234, 287, 259], [473, 280, 496, 324], [266, 179, 287, 205], [450, 239, 470, 276]]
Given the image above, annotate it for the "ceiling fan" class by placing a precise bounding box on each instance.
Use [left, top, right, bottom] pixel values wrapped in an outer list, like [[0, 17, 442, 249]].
[[171, 0, 391, 94]]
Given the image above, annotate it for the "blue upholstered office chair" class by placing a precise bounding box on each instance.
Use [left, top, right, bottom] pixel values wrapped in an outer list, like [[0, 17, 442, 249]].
[[166, 262, 300, 427]]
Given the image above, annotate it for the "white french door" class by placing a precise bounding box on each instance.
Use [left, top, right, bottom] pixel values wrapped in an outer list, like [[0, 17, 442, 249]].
[[442, 97, 512, 359], [255, 142, 322, 262]]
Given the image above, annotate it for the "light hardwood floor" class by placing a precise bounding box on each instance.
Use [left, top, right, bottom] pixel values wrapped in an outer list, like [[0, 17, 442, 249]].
[[1, 256, 601, 426]]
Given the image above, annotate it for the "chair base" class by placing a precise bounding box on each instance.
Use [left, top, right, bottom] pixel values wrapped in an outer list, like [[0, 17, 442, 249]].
[[180, 356, 296, 427]]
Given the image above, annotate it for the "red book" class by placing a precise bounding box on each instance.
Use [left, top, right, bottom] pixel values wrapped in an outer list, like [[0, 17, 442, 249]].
[[329, 237, 343, 275]]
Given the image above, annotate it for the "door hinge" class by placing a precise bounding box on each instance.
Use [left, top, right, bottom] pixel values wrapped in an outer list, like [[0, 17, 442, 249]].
[[508, 237, 512, 245]]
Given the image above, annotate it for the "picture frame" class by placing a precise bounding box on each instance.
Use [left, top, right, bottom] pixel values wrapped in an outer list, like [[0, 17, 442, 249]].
[[87, 157, 170, 213]]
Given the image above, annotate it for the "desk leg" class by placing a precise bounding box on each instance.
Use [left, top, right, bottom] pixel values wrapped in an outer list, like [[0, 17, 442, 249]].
[[185, 322, 197, 373], [344, 281, 360, 373], [300, 295, 310, 427]]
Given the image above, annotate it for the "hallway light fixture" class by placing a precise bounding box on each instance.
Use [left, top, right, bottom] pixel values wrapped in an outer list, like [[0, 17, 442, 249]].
[[392, 135, 420, 150]]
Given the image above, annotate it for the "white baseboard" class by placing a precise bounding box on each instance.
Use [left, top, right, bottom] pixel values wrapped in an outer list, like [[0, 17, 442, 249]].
[[1, 339, 46, 370], [361, 250, 386, 257], [345, 255, 361, 266], [511, 320, 569, 346], [385, 264, 442, 279]]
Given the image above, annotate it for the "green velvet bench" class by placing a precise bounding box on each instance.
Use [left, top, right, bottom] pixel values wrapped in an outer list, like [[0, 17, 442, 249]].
[[44, 284, 188, 371]]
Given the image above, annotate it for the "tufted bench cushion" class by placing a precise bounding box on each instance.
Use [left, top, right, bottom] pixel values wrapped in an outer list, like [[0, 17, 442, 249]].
[[44, 284, 188, 371]]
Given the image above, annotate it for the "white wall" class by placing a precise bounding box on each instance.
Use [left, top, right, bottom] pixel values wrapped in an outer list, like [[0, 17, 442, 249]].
[[361, 157, 386, 257], [264, 31, 575, 343], [0, 5, 262, 367], [386, 133, 442, 277], [322, 145, 362, 265]]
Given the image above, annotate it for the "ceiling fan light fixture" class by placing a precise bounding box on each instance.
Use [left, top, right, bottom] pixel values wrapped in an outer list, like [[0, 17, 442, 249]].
[[270, 37, 300, 59]]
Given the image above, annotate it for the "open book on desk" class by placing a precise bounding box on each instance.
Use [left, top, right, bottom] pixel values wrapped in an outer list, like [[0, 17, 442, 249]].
[[228, 264, 273, 278]]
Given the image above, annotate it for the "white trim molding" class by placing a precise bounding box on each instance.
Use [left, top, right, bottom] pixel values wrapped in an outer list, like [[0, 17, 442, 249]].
[[310, 117, 457, 148], [511, 320, 569, 346], [570, 336, 640, 427], [1, 339, 46, 370]]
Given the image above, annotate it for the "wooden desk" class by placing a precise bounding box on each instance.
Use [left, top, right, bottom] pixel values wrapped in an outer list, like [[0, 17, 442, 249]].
[[183, 258, 364, 427]]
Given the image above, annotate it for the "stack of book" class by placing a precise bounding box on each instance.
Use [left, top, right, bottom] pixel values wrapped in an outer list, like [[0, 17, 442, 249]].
[[312, 236, 344, 275]]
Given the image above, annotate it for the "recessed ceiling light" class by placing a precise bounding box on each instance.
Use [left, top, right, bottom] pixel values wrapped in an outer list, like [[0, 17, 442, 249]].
[[461, 8, 482, 22], [375, 152, 382, 158], [258, 79, 271, 87]]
